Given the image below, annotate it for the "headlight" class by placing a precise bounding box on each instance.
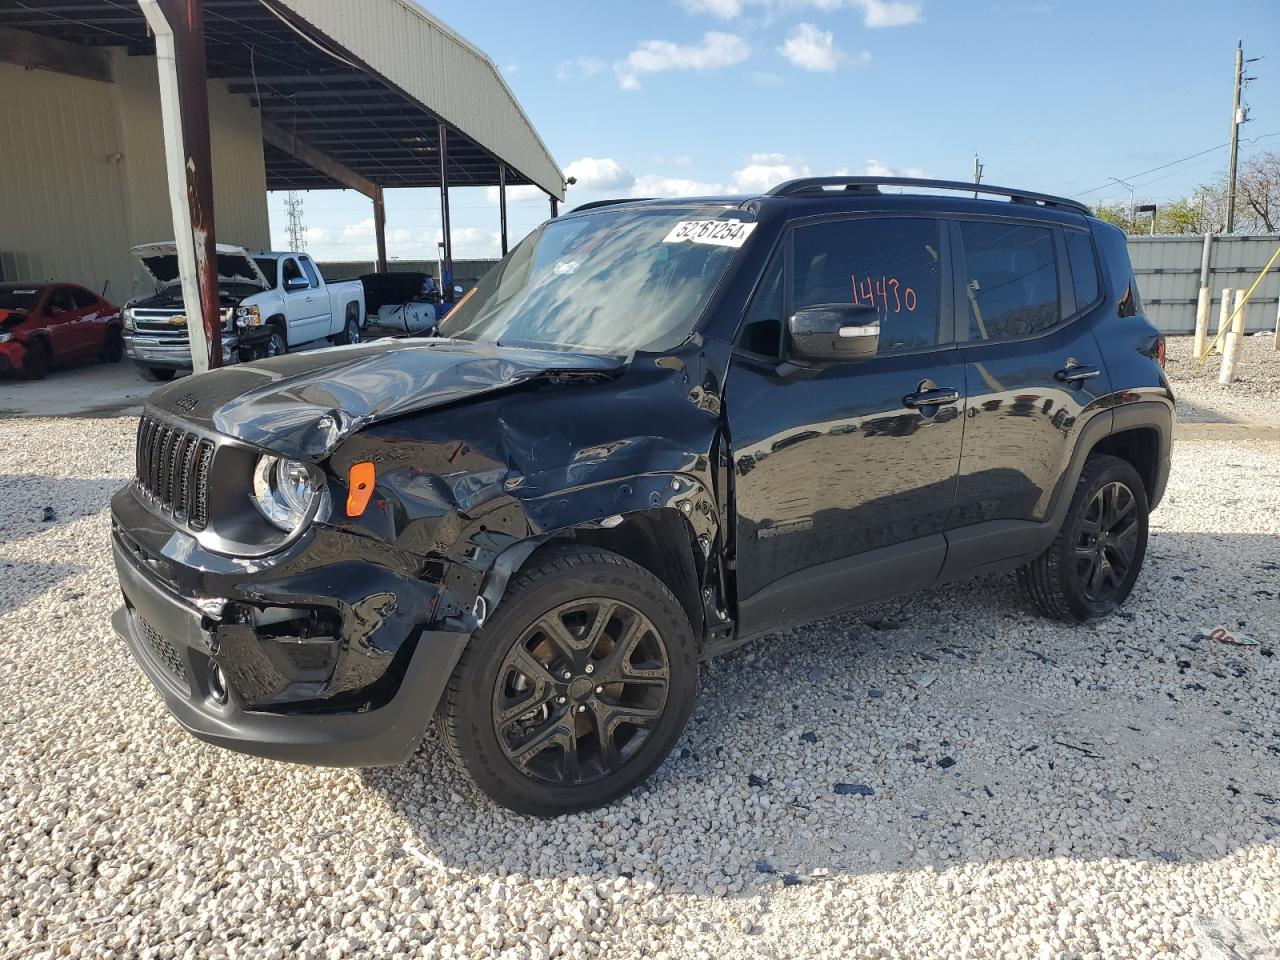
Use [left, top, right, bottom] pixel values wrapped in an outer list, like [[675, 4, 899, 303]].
[[236, 304, 263, 327], [0, 332, 11, 344], [123, 307, 135, 331], [250, 455, 321, 533]]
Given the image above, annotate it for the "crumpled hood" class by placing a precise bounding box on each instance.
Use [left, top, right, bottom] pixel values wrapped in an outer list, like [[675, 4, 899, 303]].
[[0, 309, 27, 333], [146, 338, 627, 459]]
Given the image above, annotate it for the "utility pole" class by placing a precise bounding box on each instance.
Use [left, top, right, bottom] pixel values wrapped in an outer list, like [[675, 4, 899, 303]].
[[972, 154, 984, 198], [1225, 41, 1244, 233], [284, 191, 307, 252]]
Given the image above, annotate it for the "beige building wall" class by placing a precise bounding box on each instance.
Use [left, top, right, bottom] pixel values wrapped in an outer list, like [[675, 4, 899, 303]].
[[0, 50, 270, 304]]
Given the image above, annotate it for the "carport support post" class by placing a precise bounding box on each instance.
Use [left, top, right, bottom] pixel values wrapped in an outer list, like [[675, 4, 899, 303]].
[[438, 121, 454, 301], [138, 0, 221, 372], [498, 165, 509, 257], [373, 186, 388, 273], [549, 195, 559, 218]]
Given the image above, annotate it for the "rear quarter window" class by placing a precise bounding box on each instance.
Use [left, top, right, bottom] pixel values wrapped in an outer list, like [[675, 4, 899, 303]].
[[1065, 231, 1100, 312]]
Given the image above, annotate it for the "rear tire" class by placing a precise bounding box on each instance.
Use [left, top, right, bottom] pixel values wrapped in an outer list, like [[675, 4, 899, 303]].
[[332, 312, 361, 347], [100, 325, 124, 363], [21, 341, 49, 380], [1019, 454, 1149, 622], [135, 364, 176, 383], [435, 545, 697, 816]]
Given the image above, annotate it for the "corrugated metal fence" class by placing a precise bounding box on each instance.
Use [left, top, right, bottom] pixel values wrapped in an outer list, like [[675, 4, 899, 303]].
[[1129, 235, 1280, 334]]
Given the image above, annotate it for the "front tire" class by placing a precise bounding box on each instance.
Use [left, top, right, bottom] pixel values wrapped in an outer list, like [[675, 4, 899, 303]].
[[1019, 454, 1149, 622], [436, 546, 697, 816], [135, 364, 176, 382], [21, 340, 49, 380]]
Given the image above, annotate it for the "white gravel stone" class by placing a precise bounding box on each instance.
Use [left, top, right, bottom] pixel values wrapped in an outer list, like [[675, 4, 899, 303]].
[[1, 416, 1279, 959]]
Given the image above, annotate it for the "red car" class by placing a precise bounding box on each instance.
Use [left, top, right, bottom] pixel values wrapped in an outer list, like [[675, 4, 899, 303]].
[[0, 282, 124, 379]]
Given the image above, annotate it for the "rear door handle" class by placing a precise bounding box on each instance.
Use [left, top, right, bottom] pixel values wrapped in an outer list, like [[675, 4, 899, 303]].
[[903, 387, 961, 409], [1054, 365, 1102, 384]]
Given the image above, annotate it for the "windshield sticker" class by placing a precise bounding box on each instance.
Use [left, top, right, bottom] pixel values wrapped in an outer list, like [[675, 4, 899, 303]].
[[663, 219, 756, 248]]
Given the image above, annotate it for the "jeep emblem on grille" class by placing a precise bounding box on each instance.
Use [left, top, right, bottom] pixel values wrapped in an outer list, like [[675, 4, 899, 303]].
[[174, 393, 199, 413]]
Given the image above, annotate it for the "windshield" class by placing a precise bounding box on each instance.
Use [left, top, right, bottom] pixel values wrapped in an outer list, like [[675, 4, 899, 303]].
[[0, 287, 42, 311], [436, 204, 755, 353]]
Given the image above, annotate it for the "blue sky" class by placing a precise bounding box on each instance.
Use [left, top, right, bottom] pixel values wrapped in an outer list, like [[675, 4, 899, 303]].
[[268, 0, 1280, 264]]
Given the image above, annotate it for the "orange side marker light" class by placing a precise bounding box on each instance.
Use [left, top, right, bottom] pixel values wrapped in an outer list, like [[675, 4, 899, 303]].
[[347, 461, 376, 517]]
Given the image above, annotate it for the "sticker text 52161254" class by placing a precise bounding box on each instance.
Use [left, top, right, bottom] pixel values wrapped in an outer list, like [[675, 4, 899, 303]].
[[663, 220, 757, 249]]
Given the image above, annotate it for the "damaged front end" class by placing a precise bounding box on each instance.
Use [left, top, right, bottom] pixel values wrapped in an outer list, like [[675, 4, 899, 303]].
[[110, 336, 734, 767]]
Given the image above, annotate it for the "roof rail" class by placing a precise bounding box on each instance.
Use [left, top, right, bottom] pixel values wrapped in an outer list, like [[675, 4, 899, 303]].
[[766, 177, 1092, 215], [569, 198, 655, 214]]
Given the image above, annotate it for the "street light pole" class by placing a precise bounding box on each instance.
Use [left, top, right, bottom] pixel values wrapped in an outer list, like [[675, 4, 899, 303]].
[[1110, 177, 1136, 230]]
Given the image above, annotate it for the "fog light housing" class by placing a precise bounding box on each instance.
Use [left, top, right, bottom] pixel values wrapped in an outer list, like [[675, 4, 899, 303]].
[[207, 660, 228, 704]]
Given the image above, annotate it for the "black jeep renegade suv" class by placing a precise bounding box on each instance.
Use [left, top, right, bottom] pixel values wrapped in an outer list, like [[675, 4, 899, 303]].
[[110, 177, 1173, 816]]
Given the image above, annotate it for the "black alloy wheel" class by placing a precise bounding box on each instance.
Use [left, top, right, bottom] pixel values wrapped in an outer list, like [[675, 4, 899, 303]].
[[436, 545, 697, 816], [1073, 480, 1141, 605], [493, 598, 670, 787], [1019, 454, 1150, 622]]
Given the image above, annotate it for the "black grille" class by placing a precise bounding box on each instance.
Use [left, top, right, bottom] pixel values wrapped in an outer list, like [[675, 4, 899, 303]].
[[135, 415, 214, 530], [139, 616, 189, 687]]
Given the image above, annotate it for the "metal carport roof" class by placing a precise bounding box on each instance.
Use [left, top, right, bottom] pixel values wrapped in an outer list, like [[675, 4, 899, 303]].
[[0, 0, 565, 199]]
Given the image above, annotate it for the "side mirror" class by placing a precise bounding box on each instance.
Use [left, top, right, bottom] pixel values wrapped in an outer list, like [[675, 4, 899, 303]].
[[788, 304, 879, 362], [285, 276, 310, 291]]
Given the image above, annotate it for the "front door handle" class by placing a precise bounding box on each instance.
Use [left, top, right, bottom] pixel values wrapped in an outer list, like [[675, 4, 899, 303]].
[[903, 387, 961, 409], [1054, 365, 1102, 384]]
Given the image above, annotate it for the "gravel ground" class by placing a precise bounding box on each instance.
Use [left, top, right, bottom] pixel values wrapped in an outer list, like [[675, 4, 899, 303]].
[[2, 418, 1279, 960], [1163, 334, 1280, 425]]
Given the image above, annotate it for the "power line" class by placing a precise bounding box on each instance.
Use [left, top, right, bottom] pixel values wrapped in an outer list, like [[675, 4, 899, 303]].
[[1072, 131, 1280, 199]]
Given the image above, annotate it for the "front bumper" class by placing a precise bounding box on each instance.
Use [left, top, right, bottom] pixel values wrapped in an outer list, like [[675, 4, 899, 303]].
[[0, 339, 27, 372], [110, 487, 472, 766], [125, 328, 276, 370]]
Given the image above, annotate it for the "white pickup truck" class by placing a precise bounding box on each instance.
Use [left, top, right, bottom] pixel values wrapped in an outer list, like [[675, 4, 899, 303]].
[[123, 243, 366, 381]]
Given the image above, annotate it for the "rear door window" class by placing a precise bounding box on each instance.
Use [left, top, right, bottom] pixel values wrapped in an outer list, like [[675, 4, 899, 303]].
[[790, 217, 944, 355], [958, 221, 1059, 341]]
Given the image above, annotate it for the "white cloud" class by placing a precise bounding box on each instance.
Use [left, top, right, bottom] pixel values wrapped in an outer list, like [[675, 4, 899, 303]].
[[680, 0, 744, 17], [484, 183, 546, 204], [304, 226, 332, 245], [630, 174, 726, 198], [731, 153, 812, 193], [678, 0, 923, 26], [778, 23, 844, 71], [864, 157, 927, 178], [502, 62, 519, 75], [614, 31, 750, 91], [564, 156, 636, 192], [343, 219, 375, 240], [857, 0, 922, 27], [439, 227, 501, 260], [555, 55, 605, 81]]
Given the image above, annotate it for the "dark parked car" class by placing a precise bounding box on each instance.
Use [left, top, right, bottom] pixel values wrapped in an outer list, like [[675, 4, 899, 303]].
[[110, 178, 1172, 815], [0, 282, 123, 379]]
